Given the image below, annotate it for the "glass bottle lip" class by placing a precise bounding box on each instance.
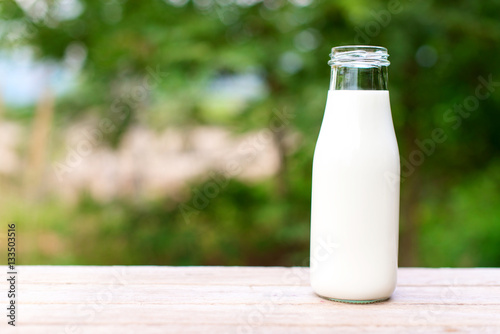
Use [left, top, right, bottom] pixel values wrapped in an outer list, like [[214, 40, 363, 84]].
[[328, 45, 390, 67]]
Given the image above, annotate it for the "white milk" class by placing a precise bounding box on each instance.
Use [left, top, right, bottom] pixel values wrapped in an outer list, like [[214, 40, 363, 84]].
[[310, 89, 400, 302]]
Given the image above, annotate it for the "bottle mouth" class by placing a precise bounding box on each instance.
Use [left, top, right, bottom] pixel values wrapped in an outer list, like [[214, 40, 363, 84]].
[[328, 45, 390, 67]]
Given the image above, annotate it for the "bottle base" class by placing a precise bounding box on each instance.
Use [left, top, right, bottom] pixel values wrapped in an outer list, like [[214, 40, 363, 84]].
[[317, 294, 390, 304]]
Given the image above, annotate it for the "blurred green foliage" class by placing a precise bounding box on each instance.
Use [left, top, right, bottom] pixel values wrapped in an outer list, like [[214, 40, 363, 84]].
[[1, 0, 500, 266]]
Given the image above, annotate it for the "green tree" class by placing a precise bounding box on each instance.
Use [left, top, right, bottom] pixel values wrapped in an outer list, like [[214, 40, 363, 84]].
[[2, 0, 500, 266]]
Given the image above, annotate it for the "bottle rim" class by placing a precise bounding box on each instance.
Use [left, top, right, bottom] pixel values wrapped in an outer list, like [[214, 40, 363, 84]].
[[328, 45, 390, 67]]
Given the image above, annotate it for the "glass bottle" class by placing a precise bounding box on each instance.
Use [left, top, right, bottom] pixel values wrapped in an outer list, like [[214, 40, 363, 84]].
[[310, 46, 400, 303]]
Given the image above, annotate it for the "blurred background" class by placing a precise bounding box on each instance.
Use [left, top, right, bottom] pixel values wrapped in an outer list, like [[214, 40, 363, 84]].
[[0, 0, 499, 267]]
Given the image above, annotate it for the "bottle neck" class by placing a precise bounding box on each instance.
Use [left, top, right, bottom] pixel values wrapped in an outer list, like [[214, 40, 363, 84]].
[[328, 46, 390, 91], [330, 65, 388, 90]]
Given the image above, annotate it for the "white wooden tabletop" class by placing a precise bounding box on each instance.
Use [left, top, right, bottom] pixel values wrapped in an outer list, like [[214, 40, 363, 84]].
[[1, 266, 500, 333]]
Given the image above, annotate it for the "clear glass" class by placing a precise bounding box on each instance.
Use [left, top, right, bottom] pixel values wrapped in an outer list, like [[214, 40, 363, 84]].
[[329, 46, 389, 90], [310, 45, 399, 304]]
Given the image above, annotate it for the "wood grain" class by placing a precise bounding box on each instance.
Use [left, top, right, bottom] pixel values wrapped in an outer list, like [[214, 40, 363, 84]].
[[1, 267, 499, 334]]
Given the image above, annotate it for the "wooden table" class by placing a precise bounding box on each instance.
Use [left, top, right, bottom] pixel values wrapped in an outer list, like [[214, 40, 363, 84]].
[[1, 267, 499, 333]]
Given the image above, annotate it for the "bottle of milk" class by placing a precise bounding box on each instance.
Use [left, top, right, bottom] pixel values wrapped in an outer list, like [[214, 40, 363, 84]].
[[310, 46, 400, 303]]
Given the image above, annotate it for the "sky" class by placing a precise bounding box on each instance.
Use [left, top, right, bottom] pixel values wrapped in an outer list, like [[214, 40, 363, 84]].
[[0, 49, 76, 107], [0, 0, 83, 107]]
